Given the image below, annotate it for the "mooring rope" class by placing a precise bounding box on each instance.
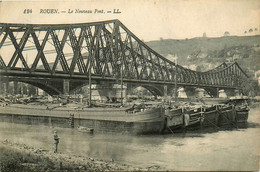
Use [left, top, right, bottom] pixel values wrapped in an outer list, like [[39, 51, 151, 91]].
[[167, 126, 175, 135], [203, 116, 220, 129], [221, 111, 238, 129]]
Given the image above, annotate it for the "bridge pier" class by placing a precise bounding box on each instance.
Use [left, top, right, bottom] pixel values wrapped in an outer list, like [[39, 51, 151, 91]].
[[195, 88, 205, 98], [177, 87, 205, 98], [218, 89, 227, 98], [95, 82, 127, 103], [13, 81, 18, 95], [177, 87, 207, 98], [225, 89, 242, 97], [184, 87, 196, 97], [63, 80, 70, 95], [177, 87, 188, 98], [96, 82, 114, 100], [2, 81, 9, 95], [234, 89, 242, 97]]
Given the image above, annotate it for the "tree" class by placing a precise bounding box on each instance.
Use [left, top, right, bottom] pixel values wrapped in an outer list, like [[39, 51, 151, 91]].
[[241, 79, 259, 96], [244, 31, 247, 34], [224, 31, 230, 36], [248, 28, 253, 33], [203, 32, 207, 37]]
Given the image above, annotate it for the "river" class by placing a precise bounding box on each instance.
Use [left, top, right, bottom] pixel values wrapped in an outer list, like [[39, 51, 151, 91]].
[[0, 107, 259, 171]]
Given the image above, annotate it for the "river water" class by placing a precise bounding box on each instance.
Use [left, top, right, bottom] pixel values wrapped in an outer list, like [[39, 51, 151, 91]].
[[0, 108, 259, 171]]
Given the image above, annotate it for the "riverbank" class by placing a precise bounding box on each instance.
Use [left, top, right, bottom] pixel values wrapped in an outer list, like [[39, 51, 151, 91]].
[[0, 138, 162, 171]]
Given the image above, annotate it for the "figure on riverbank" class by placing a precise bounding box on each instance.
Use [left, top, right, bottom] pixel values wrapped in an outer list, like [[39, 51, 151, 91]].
[[54, 131, 59, 153]]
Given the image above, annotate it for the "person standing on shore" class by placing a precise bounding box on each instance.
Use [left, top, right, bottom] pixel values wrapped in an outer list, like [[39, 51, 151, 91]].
[[54, 131, 59, 153]]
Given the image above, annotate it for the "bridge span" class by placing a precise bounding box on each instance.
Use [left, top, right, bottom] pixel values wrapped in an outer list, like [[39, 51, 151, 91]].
[[0, 20, 249, 98]]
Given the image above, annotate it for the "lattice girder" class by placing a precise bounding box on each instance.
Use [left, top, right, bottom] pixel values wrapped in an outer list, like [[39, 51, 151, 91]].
[[0, 20, 248, 90]]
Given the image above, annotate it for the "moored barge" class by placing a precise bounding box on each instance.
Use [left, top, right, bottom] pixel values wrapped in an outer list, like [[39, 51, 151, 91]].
[[0, 103, 165, 135], [164, 98, 250, 132]]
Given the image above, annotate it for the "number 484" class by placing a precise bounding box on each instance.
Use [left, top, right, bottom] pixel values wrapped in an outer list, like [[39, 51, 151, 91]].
[[24, 9, 32, 14]]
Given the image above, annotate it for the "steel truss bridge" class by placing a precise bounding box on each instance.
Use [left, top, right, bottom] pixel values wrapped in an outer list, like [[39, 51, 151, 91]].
[[0, 20, 248, 96]]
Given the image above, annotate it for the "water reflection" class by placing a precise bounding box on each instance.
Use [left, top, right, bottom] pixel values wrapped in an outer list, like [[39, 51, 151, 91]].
[[0, 108, 259, 170]]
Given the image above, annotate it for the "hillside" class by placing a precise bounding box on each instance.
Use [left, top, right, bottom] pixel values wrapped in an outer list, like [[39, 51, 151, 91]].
[[145, 35, 260, 77]]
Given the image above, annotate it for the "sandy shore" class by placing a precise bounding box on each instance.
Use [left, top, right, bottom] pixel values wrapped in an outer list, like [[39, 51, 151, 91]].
[[0, 139, 162, 171]]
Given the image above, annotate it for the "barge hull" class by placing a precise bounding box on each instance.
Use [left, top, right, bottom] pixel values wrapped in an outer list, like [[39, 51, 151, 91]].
[[0, 113, 165, 135], [0, 105, 165, 135], [236, 111, 249, 123]]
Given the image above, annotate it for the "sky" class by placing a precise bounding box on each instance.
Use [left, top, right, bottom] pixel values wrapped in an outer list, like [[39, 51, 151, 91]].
[[0, 0, 259, 41]]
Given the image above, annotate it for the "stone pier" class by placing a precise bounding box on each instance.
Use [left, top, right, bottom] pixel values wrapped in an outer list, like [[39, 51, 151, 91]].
[[195, 88, 205, 98], [13, 81, 18, 95], [234, 89, 242, 97], [177, 87, 188, 98], [63, 80, 70, 95], [94, 82, 127, 103], [218, 89, 227, 98], [3, 81, 9, 95]]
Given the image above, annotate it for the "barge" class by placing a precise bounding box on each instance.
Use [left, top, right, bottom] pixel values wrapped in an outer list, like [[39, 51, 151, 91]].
[[164, 97, 250, 132], [235, 105, 249, 123], [0, 103, 165, 135]]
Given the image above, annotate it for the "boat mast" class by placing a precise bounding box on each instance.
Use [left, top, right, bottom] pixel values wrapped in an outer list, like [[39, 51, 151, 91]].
[[89, 56, 92, 107], [117, 59, 123, 106], [120, 62, 123, 106], [174, 58, 178, 99]]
